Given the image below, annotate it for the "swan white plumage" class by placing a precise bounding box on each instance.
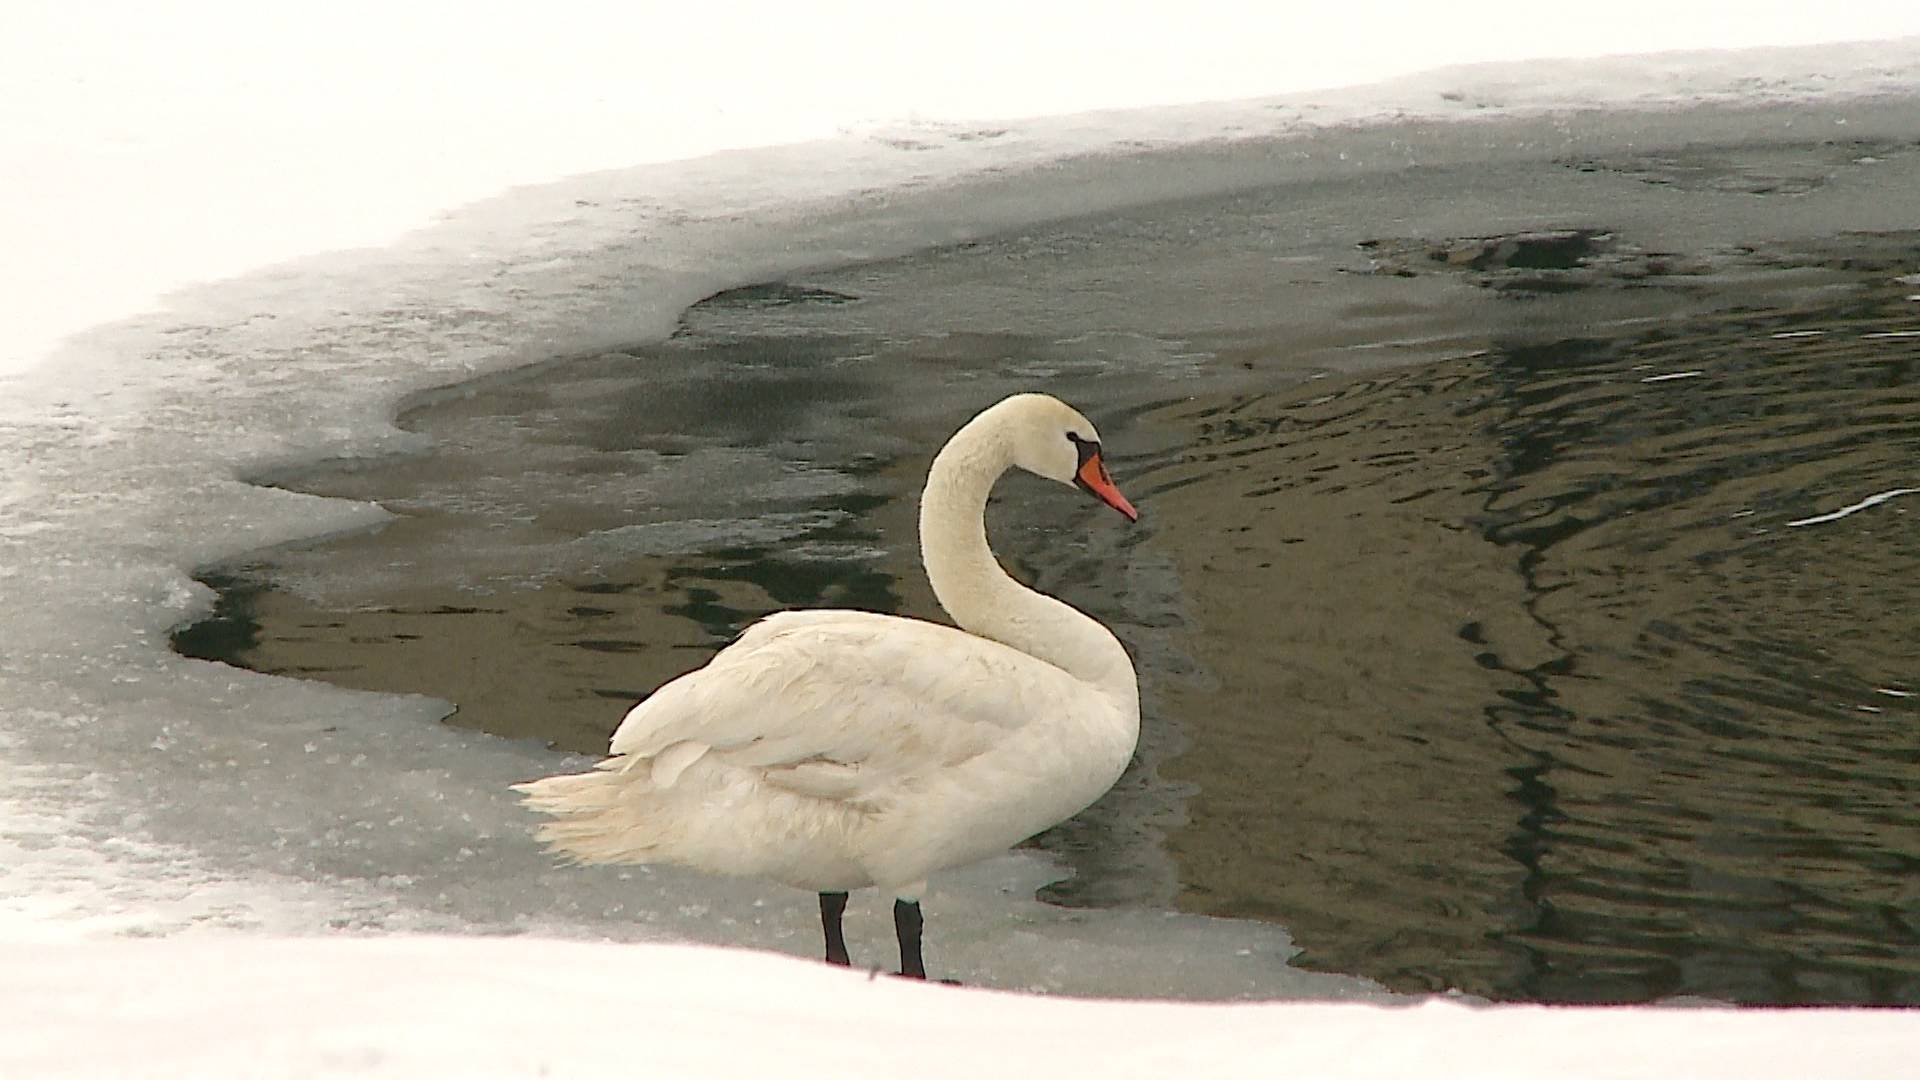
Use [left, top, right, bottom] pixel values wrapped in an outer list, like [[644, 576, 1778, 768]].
[[513, 392, 1140, 979]]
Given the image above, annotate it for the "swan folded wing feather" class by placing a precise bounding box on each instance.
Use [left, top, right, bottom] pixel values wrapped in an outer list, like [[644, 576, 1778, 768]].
[[647, 739, 710, 787], [605, 610, 1079, 795]]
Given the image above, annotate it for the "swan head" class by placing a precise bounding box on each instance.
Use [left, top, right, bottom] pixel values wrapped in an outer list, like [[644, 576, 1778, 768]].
[[988, 393, 1139, 522]]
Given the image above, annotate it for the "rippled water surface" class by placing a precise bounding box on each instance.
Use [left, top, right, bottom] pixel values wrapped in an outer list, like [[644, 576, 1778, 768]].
[[1136, 267, 1920, 1002], [177, 158, 1920, 1002]]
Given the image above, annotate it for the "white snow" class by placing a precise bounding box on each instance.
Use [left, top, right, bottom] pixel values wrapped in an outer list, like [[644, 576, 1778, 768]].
[[6, 2, 1920, 1075], [5, 935, 1916, 1080], [10, 1, 1920, 377]]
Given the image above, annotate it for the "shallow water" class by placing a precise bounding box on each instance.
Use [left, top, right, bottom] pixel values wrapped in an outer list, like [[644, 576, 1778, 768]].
[[176, 140, 1920, 1002]]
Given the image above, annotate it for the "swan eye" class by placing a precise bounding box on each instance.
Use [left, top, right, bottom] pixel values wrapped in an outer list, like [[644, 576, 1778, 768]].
[[1065, 431, 1098, 460]]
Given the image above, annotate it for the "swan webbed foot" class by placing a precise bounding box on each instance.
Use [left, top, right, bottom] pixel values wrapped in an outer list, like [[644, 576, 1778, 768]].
[[894, 897, 926, 979], [819, 891, 851, 966]]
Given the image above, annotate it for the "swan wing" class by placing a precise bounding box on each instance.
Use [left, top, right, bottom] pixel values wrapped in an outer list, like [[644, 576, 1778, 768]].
[[606, 610, 1086, 799]]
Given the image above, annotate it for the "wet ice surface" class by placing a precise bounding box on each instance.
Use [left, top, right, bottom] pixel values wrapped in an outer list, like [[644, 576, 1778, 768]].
[[175, 108, 1920, 1002], [8, 628, 1359, 998]]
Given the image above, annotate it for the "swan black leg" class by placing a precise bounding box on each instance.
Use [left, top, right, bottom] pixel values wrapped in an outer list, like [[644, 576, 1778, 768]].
[[894, 898, 926, 979], [820, 891, 851, 966]]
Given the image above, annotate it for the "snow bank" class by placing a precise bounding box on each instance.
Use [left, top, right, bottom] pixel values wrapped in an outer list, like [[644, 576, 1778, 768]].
[[7, 933, 1912, 1076], [9, 2, 1920, 374], [6, 935, 1915, 1080]]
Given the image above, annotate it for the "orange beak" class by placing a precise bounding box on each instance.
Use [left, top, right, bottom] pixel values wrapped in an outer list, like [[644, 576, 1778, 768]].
[[1076, 451, 1139, 522]]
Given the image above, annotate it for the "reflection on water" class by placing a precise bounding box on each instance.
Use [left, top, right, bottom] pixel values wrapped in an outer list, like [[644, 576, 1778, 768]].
[[174, 278, 1203, 904], [1479, 290, 1919, 1004], [1138, 256, 1919, 1002], [176, 226, 1920, 1003]]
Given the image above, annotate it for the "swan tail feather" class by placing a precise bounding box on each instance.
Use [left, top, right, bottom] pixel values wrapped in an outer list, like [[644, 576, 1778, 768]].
[[513, 758, 676, 866]]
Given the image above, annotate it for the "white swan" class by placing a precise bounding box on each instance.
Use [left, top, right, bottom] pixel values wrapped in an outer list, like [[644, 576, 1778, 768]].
[[514, 392, 1140, 979]]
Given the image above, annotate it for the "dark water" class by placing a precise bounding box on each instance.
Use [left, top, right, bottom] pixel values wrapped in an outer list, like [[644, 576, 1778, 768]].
[[176, 200, 1920, 1004], [1130, 254, 1920, 1003]]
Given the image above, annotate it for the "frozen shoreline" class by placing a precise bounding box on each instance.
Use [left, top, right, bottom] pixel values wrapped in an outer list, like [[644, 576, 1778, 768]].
[[6, 14, 1920, 1074], [11, 83, 1919, 949]]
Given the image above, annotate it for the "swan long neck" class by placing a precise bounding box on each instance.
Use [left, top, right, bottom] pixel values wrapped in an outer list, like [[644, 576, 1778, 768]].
[[917, 415, 1138, 706]]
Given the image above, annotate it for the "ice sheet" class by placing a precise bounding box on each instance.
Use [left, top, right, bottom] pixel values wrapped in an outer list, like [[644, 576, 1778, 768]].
[[5, 4, 1920, 1051]]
